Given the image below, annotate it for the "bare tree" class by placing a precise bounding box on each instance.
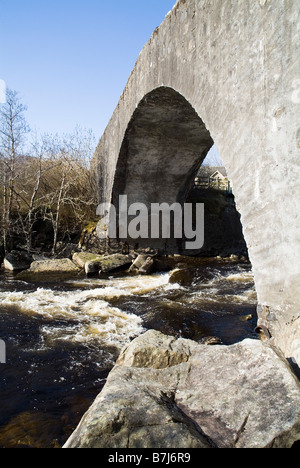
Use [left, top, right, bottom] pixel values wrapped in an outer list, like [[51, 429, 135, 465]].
[[0, 89, 29, 252], [37, 128, 97, 254], [0, 90, 97, 256]]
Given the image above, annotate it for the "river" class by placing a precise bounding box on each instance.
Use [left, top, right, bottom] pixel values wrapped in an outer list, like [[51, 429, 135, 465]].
[[0, 258, 258, 448]]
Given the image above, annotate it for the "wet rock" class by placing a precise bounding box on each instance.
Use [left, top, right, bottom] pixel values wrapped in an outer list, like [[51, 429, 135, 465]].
[[129, 255, 156, 275], [64, 331, 300, 449], [243, 314, 254, 322], [168, 268, 197, 286], [168, 267, 214, 286], [85, 260, 103, 275], [3, 251, 33, 271]]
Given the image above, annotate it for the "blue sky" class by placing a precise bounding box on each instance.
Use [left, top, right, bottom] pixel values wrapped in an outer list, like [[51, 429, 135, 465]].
[[0, 0, 176, 138], [0, 0, 220, 163]]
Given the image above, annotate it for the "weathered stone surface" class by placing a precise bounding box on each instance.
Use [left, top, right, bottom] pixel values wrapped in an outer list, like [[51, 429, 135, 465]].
[[129, 254, 149, 273], [175, 339, 300, 449], [72, 252, 105, 269], [139, 257, 155, 275], [64, 331, 300, 449], [116, 330, 194, 369], [64, 364, 211, 449], [3, 251, 33, 271], [72, 252, 133, 275], [27, 258, 79, 273], [92, 0, 300, 365], [96, 254, 133, 275], [16, 258, 81, 281]]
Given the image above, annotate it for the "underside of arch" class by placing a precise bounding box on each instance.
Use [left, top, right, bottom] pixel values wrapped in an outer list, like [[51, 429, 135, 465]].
[[111, 87, 213, 249]]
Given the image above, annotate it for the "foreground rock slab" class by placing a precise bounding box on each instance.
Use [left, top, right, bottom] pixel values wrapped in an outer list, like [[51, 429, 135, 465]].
[[64, 331, 300, 449]]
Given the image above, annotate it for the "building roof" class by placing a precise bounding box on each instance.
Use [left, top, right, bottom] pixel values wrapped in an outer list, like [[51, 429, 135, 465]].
[[197, 166, 228, 178]]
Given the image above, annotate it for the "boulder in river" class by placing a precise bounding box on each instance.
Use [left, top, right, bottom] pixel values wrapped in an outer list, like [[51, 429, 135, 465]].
[[3, 251, 33, 271], [96, 254, 133, 275], [64, 330, 300, 449], [129, 255, 155, 275], [168, 267, 215, 287], [16, 258, 81, 281], [129, 254, 149, 273], [73, 252, 133, 276], [72, 252, 105, 269]]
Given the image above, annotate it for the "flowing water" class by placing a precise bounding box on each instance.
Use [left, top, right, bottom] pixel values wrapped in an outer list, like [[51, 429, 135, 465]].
[[0, 258, 258, 448]]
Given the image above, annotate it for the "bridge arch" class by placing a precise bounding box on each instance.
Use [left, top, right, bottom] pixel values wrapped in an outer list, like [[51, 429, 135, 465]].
[[111, 86, 213, 250], [93, 0, 300, 366]]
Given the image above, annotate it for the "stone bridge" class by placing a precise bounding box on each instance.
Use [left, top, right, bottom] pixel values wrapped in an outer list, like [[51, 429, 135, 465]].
[[92, 1, 300, 366]]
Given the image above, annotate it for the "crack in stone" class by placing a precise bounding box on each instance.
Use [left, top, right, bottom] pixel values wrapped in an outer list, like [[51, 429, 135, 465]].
[[158, 391, 218, 448], [234, 413, 250, 446]]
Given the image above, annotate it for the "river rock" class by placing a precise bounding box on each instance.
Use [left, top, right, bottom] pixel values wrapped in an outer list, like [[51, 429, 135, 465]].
[[73, 252, 133, 276], [129, 255, 155, 275], [72, 252, 105, 269], [3, 251, 33, 271], [116, 330, 194, 369], [129, 254, 148, 273], [168, 267, 214, 286], [139, 257, 155, 275], [168, 268, 197, 286], [97, 254, 133, 275], [64, 331, 300, 449], [16, 258, 81, 281]]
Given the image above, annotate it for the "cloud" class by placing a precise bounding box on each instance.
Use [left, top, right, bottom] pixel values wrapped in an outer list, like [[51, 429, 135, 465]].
[[0, 79, 6, 104]]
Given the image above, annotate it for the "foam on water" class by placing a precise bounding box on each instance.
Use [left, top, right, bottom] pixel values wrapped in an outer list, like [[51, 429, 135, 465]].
[[0, 286, 144, 350], [0, 266, 257, 351], [0, 273, 173, 351]]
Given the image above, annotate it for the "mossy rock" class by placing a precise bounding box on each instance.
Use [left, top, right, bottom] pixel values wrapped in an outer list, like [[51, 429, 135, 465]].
[[72, 252, 106, 269]]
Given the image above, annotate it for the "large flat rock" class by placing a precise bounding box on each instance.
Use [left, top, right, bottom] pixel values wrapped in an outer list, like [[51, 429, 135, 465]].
[[16, 258, 81, 282], [64, 331, 300, 449]]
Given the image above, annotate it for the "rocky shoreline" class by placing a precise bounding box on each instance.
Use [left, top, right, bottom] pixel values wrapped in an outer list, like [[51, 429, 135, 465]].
[[1, 248, 247, 281]]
